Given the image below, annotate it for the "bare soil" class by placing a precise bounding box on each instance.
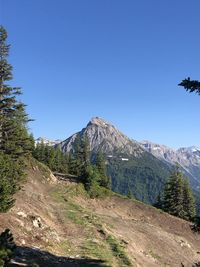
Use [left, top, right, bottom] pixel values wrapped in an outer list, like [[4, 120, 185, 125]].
[[0, 160, 200, 267]]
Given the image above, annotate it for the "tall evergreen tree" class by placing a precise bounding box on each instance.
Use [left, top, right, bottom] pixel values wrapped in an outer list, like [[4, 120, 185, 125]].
[[182, 179, 196, 220], [67, 152, 77, 175], [95, 151, 110, 188], [72, 134, 83, 176], [81, 135, 91, 175], [0, 28, 30, 158], [163, 167, 184, 218], [0, 26, 31, 212], [162, 167, 196, 221], [0, 153, 17, 212], [28, 133, 35, 154], [71, 134, 91, 178], [33, 143, 69, 173]]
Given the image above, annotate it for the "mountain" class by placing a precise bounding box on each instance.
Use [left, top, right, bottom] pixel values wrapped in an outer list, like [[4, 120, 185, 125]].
[[141, 141, 200, 191], [35, 137, 62, 146], [58, 117, 171, 204], [1, 159, 200, 267], [59, 117, 144, 156]]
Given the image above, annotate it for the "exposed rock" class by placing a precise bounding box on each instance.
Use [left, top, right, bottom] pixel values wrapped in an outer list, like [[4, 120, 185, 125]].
[[58, 117, 144, 156], [17, 211, 27, 218], [21, 239, 26, 245], [141, 141, 200, 191], [49, 173, 57, 184], [32, 217, 42, 228]]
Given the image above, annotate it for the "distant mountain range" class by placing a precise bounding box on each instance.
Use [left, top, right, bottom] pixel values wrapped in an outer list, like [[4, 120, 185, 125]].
[[36, 117, 200, 203], [140, 141, 200, 191], [35, 137, 62, 147]]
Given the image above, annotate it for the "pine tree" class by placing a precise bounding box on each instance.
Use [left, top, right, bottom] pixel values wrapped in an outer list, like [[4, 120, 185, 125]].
[[79, 135, 91, 183], [95, 151, 110, 189], [182, 179, 196, 221], [0, 153, 16, 212], [0, 28, 31, 159], [163, 167, 184, 218], [154, 193, 163, 209], [72, 134, 83, 176], [162, 167, 196, 221], [0, 26, 31, 212], [67, 153, 77, 175], [71, 134, 91, 178], [33, 143, 69, 173], [179, 77, 200, 95], [29, 133, 35, 153], [33, 142, 46, 163]]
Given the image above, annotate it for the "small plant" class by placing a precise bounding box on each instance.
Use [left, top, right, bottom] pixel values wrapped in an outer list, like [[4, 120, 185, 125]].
[[106, 235, 132, 267], [0, 229, 16, 266]]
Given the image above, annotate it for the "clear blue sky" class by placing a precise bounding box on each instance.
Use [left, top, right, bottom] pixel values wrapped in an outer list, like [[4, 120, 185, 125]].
[[1, 0, 200, 149]]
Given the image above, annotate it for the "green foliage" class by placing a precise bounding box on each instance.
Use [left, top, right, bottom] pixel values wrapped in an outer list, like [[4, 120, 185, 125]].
[[0, 26, 32, 212], [182, 179, 196, 220], [179, 77, 200, 95], [107, 151, 171, 204], [81, 239, 113, 265], [163, 168, 184, 217], [0, 229, 16, 266], [153, 193, 163, 209], [162, 167, 196, 220], [69, 135, 111, 195], [106, 235, 132, 267], [84, 165, 99, 192], [33, 143, 69, 173], [0, 153, 19, 212], [34, 135, 111, 198], [95, 151, 111, 189], [71, 134, 91, 178], [28, 133, 35, 154]]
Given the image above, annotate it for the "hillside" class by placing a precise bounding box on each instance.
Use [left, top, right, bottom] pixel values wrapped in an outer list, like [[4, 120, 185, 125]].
[[1, 160, 200, 267]]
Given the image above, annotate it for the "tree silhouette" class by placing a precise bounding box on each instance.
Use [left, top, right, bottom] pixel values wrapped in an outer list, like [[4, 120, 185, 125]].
[[179, 77, 200, 95]]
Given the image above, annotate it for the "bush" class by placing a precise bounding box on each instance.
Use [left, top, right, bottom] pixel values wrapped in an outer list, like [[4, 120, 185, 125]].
[[0, 229, 16, 266]]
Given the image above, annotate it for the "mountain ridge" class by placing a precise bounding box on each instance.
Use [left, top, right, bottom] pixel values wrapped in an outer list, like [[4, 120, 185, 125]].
[[35, 117, 200, 199], [36, 117, 199, 154], [140, 140, 200, 191]]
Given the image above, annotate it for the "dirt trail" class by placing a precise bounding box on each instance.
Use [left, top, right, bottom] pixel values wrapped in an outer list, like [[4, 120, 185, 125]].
[[0, 161, 200, 266]]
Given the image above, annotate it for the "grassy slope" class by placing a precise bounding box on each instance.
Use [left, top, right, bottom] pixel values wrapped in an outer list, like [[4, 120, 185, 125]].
[[0, 159, 200, 267]]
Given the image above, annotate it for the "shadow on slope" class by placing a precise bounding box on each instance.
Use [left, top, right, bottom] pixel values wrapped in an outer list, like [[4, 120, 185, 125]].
[[6, 246, 108, 267]]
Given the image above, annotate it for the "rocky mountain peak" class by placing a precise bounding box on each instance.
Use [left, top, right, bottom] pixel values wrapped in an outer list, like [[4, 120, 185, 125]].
[[88, 117, 111, 127], [59, 117, 144, 156]]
